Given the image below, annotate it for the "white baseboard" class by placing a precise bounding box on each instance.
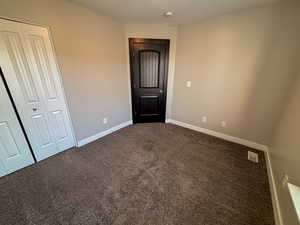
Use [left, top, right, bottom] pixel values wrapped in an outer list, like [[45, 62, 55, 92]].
[[165, 118, 172, 123], [265, 150, 283, 225], [167, 119, 268, 152], [77, 120, 133, 147]]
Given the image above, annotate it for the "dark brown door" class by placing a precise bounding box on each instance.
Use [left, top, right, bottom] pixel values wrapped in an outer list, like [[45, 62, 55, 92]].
[[129, 38, 169, 123]]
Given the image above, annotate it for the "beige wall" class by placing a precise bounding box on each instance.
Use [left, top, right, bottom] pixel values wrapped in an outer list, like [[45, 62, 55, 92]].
[[172, 2, 300, 145], [124, 23, 178, 119], [270, 74, 300, 225], [0, 0, 131, 141], [268, 3, 300, 225], [269, 5, 300, 219]]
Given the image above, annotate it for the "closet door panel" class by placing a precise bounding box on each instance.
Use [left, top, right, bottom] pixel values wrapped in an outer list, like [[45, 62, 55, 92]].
[[22, 23, 75, 154], [0, 73, 34, 177], [0, 19, 75, 162], [0, 20, 58, 161]]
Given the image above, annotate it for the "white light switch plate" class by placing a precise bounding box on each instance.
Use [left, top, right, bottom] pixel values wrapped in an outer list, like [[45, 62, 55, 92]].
[[186, 81, 192, 87], [282, 174, 289, 188]]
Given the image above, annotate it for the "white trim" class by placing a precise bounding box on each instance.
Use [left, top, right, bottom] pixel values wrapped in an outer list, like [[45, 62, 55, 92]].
[[165, 118, 172, 123], [0, 16, 50, 29], [124, 35, 133, 121], [167, 119, 268, 152], [77, 120, 133, 147], [265, 150, 284, 225]]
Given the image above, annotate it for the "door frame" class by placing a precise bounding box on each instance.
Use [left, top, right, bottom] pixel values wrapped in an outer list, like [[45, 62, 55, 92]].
[[0, 17, 77, 148], [125, 25, 177, 123], [129, 38, 170, 123]]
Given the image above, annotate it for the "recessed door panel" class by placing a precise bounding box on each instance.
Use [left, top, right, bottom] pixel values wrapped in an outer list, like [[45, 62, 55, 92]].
[[1, 31, 39, 103], [31, 114, 52, 147], [0, 122, 20, 158], [130, 39, 169, 123], [140, 51, 160, 88], [51, 110, 67, 141], [0, 19, 75, 162], [140, 96, 160, 116], [29, 35, 57, 100]]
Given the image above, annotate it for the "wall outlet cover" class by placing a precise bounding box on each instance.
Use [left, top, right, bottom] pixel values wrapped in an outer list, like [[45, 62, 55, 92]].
[[202, 116, 207, 123], [186, 81, 192, 87], [103, 118, 108, 124], [248, 151, 259, 163], [221, 121, 227, 127], [282, 174, 289, 188]]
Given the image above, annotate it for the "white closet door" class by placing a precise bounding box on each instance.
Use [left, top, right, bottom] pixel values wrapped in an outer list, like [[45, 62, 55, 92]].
[[0, 75, 34, 177], [0, 19, 75, 161]]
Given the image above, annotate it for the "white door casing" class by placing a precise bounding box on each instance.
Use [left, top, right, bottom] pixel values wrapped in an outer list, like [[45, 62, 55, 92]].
[[0, 19, 75, 161], [0, 74, 34, 177]]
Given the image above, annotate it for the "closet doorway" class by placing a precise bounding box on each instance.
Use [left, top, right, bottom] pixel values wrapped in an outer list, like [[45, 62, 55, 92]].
[[0, 18, 75, 176]]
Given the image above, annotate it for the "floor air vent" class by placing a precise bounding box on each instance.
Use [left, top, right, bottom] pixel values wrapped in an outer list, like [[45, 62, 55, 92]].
[[248, 151, 259, 163]]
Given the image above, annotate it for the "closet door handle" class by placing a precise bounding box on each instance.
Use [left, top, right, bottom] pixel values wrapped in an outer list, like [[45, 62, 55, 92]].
[[32, 108, 38, 112]]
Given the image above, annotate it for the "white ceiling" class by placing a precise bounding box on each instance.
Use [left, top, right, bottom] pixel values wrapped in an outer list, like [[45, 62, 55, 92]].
[[70, 0, 279, 24]]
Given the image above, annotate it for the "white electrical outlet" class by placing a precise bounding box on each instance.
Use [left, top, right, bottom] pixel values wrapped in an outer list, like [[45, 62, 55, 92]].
[[202, 116, 207, 123], [221, 121, 226, 127], [186, 81, 192, 87], [103, 118, 108, 124], [248, 151, 259, 163], [282, 174, 289, 188]]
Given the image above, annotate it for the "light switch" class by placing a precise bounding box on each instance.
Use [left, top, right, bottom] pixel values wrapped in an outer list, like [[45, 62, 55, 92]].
[[186, 81, 192, 87], [221, 121, 226, 127]]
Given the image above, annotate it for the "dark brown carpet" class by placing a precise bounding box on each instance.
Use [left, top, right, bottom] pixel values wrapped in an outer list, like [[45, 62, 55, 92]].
[[0, 123, 274, 225]]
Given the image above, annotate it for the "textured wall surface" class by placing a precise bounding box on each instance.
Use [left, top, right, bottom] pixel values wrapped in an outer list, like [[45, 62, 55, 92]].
[[172, 2, 300, 145]]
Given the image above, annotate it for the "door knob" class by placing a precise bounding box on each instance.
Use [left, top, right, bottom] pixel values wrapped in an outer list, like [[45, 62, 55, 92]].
[[159, 90, 163, 93]]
